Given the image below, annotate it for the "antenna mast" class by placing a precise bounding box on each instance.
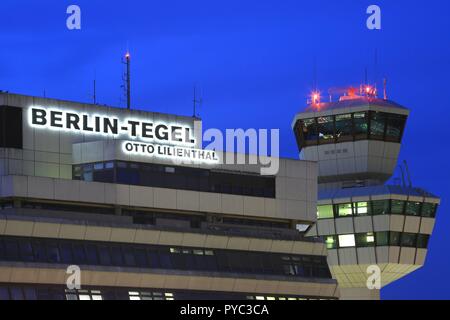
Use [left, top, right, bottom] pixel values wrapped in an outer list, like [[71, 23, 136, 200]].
[[93, 79, 97, 104], [193, 85, 202, 117], [123, 52, 131, 109]]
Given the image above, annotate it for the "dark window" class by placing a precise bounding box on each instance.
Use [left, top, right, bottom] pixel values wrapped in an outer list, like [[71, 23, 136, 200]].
[[76, 161, 275, 199], [19, 240, 34, 262], [369, 112, 386, 140], [98, 246, 112, 265], [0, 287, 9, 300], [123, 248, 136, 267], [111, 247, 124, 266], [375, 232, 389, 246], [85, 244, 99, 265], [300, 118, 318, 146], [23, 287, 37, 300], [0, 106, 23, 149], [60, 243, 73, 264], [371, 200, 390, 215], [47, 244, 60, 263], [335, 114, 353, 142], [390, 232, 401, 246], [401, 233, 417, 247], [385, 114, 406, 142], [317, 116, 335, 144], [422, 203, 437, 218], [72, 244, 86, 264], [391, 200, 405, 214], [405, 201, 421, 216], [4, 239, 19, 260], [353, 112, 369, 140], [10, 287, 24, 300], [417, 234, 430, 248]]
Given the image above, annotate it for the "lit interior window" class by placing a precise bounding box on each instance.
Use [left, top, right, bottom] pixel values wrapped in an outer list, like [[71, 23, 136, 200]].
[[266, 297, 276, 300], [338, 234, 356, 247], [366, 233, 375, 243], [337, 203, 353, 217], [255, 296, 265, 300], [79, 295, 91, 300], [356, 202, 368, 215]]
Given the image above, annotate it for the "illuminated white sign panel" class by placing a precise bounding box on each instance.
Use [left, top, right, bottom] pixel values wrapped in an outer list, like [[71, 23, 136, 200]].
[[28, 106, 220, 164], [28, 106, 196, 146], [122, 141, 219, 164]]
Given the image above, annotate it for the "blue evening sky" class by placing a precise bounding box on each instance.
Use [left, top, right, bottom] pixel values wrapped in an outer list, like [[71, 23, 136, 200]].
[[0, 0, 449, 299]]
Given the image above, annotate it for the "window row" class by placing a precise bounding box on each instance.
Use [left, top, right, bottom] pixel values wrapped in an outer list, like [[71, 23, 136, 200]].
[[317, 200, 437, 219], [0, 284, 325, 300], [73, 161, 276, 198], [0, 236, 331, 279], [323, 232, 430, 249], [294, 111, 407, 149]]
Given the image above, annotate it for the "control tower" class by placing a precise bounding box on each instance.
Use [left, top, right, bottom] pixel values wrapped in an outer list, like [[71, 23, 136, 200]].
[[292, 86, 440, 299]]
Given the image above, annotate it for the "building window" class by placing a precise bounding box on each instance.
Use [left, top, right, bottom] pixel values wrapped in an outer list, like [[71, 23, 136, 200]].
[[391, 200, 405, 214], [417, 234, 430, 249], [317, 205, 334, 219], [421, 203, 437, 218], [369, 111, 386, 140], [390, 232, 401, 246], [335, 114, 353, 142], [385, 114, 406, 142], [324, 236, 337, 249], [338, 234, 356, 248], [301, 118, 318, 146], [370, 200, 390, 215], [355, 233, 375, 247], [375, 232, 389, 246], [354, 202, 369, 216], [317, 116, 335, 144], [405, 201, 422, 216], [401, 233, 417, 247], [353, 112, 369, 140], [336, 203, 353, 217]]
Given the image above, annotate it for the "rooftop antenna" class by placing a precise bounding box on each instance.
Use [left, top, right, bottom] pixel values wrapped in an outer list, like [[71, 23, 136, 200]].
[[92, 70, 97, 104], [399, 164, 406, 187], [364, 67, 368, 85], [403, 160, 413, 188], [383, 78, 388, 100], [93, 79, 97, 104], [192, 85, 202, 118], [313, 56, 318, 91], [122, 51, 131, 109]]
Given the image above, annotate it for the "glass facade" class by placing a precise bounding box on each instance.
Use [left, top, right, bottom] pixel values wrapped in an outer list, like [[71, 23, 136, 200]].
[[0, 284, 332, 300], [294, 111, 407, 150], [324, 232, 429, 249], [317, 200, 438, 219], [73, 161, 276, 198], [0, 236, 331, 279]]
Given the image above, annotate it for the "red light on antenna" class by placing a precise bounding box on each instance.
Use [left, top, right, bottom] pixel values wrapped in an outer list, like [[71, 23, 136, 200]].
[[310, 91, 321, 105]]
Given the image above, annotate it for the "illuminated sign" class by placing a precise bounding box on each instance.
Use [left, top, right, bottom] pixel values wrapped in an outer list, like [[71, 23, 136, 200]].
[[28, 106, 220, 164], [28, 106, 196, 146], [122, 141, 219, 164]]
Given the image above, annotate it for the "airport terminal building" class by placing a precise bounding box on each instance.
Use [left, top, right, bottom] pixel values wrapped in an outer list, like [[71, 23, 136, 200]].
[[0, 92, 338, 300]]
